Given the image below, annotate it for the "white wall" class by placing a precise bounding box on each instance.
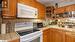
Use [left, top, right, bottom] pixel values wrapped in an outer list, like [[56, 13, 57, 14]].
[[58, 1, 75, 7]]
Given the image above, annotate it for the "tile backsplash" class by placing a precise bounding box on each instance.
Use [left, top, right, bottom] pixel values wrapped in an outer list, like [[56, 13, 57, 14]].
[[15, 22, 33, 28], [2, 19, 15, 33], [2, 19, 34, 33]]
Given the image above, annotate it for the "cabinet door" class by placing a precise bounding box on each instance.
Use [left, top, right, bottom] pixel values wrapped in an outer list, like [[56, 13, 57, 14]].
[[2, 0, 17, 18], [54, 29, 65, 42], [66, 4, 75, 12], [9, 0, 17, 17], [65, 32, 75, 42], [50, 29, 55, 42], [38, 6, 46, 19], [35, 1, 45, 19], [43, 29, 50, 42], [54, 7, 65, 14], [50, 29, 65, 42], [18, 0, 35, 7], [65, 35, 75, 42]]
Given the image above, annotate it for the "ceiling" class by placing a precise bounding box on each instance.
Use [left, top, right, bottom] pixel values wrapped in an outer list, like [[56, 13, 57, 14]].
[[36, 0, 75, 7]]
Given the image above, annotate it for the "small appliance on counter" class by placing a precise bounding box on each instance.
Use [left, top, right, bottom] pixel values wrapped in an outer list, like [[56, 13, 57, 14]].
[[1, 23, 6, 34], [33, 22, 43, 29]]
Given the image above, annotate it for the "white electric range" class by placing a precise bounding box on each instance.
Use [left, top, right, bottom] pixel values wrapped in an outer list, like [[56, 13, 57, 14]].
[[16, 29, 43, 42]]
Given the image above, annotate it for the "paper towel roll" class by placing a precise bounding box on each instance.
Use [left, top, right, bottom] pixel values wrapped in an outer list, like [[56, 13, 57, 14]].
[[1, 24, 6, 34]]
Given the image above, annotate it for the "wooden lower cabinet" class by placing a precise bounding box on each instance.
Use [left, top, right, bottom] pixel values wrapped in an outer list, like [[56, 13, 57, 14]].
[[43, 28, 50, 42], [65, 35, 75, 42], [43, 28, 75, 42], [49, 29, 65, 42], [43, 28, 65, 42], [65, 32, 75, 42], [9, 39, 20, 42]]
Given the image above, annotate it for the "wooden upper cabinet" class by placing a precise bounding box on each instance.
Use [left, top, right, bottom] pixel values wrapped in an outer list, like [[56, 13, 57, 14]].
[[66, 4, 75, 12], [54, 7, 65, 14], [54, 4, 75, 14], [37, 4, 46, 19], [9, 0, 17, 17], [2, 0, 17, 18], [18, 0, 35, 7]]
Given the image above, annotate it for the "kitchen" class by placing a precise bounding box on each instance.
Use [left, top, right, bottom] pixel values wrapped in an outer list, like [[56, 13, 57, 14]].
[[0, 0, 75, 42]]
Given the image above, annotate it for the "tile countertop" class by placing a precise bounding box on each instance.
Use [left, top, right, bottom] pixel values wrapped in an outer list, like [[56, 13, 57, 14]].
[[48, 25, 75, 32], [0, 32, 20, 42], [39, 25, 75, 37], [0, 25, 75, 41], [39, 25, 75, 32]]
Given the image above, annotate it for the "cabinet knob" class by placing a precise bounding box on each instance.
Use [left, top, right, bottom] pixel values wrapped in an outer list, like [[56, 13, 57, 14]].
[[35, 14, 37, 16]]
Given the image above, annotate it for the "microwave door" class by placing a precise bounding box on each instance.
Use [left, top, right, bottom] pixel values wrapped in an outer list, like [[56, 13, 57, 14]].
[[17, 3, 38, 18]]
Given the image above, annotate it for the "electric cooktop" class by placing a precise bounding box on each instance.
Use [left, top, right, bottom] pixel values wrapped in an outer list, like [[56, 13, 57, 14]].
[[17, 29, 40, 36]]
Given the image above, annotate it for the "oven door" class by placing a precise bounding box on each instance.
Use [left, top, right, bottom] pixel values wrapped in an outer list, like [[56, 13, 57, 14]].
[[30, 37, 40, 42]]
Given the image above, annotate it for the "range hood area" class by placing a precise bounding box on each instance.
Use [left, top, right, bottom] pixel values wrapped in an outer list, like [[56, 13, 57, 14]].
[[65, 11, 75, 18], [17, 3, 38, 18]]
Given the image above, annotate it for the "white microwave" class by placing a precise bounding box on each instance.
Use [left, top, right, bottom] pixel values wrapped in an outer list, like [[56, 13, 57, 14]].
[[17, 3, 38, 18]]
